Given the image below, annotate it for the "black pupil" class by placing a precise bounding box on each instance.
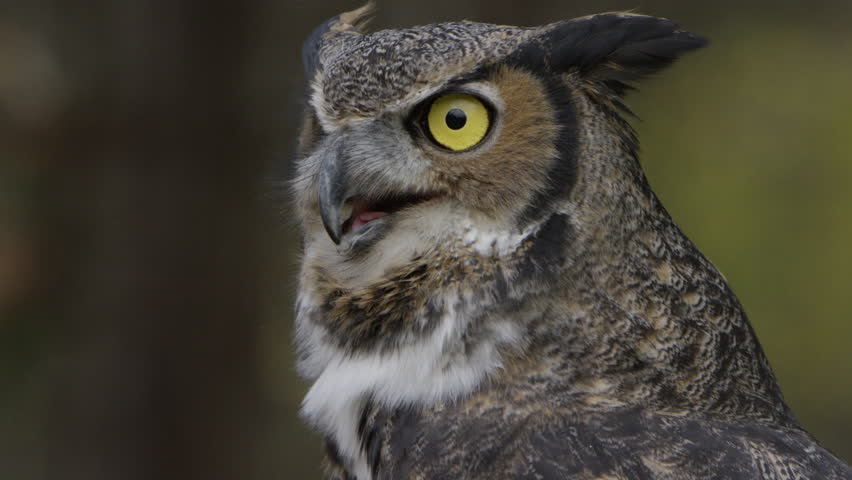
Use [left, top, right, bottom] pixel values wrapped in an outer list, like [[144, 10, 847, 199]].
[[445, 108, 467, 130]]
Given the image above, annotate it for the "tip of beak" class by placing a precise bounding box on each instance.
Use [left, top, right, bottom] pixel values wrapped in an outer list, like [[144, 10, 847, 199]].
[[320, 209, 342, 245], [327, 227, 342, 245]]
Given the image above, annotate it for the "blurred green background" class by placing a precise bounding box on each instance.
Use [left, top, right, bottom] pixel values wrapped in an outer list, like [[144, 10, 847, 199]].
[[0, 1, 850, 479]]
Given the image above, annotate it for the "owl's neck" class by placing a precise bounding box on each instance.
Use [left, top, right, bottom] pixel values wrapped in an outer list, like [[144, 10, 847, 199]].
[[504, 147, 794, 425], [495, 92, 791, 424]]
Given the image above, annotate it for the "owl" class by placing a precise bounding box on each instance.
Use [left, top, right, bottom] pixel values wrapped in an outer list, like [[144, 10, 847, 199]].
[[292, 4, 852, 480]]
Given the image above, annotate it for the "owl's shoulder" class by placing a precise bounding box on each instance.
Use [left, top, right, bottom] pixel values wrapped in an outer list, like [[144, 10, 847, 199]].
[[365, 404, 852, 480]]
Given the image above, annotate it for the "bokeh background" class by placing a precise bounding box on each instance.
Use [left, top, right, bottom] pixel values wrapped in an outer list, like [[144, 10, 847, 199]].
[[1, 0, 850, 479]]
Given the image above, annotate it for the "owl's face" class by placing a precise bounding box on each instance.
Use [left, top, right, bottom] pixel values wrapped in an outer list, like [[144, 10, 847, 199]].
[[297, 72, 565, 284], [296, 20, 552, 285], [294, 8, 706, 289]]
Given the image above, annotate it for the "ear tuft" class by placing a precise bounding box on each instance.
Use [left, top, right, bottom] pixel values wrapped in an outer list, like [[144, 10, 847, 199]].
[[302, 2, 376, 80], [335, 1, 376, 34], [548, 13, 707, 93]]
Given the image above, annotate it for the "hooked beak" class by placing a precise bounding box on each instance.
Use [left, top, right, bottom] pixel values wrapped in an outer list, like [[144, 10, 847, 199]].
[[318, 141, 346, 244]]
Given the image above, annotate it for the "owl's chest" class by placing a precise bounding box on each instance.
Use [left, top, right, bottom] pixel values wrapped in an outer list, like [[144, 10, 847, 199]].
[[337, 402, 848, 480], [301, 290, 528, 480], [328, 392, 510, 480]]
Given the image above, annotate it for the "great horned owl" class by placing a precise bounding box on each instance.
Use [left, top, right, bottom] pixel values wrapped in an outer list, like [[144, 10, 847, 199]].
[[292, 5, 852, 480]]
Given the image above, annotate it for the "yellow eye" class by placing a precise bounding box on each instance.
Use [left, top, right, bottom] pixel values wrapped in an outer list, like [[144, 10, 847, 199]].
[[426, 93, 490, 151]]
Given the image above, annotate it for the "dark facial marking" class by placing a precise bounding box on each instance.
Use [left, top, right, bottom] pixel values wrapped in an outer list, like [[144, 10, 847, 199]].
[[504, 40, 580, 225], [516, 75, 579, 225], [517, 213, 572, 282]]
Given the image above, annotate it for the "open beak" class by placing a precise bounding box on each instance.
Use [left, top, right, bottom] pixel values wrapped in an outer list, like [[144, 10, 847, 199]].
[[315, 138, 442, 246]]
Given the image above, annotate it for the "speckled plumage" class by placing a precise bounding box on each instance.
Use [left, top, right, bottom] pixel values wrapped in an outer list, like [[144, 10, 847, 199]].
[[311, 20, 534, 125], [292, 5, 852, 480]]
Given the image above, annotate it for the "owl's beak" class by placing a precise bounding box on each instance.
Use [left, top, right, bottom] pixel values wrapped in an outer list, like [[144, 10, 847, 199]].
[[318, 143, 346, 244]]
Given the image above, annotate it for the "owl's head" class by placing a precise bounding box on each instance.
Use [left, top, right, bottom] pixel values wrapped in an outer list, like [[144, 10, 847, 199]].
[[293, 5, 706, 289]]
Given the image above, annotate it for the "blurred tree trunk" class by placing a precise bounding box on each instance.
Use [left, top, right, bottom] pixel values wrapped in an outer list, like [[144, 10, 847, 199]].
[[35, 1, 267, 479]]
